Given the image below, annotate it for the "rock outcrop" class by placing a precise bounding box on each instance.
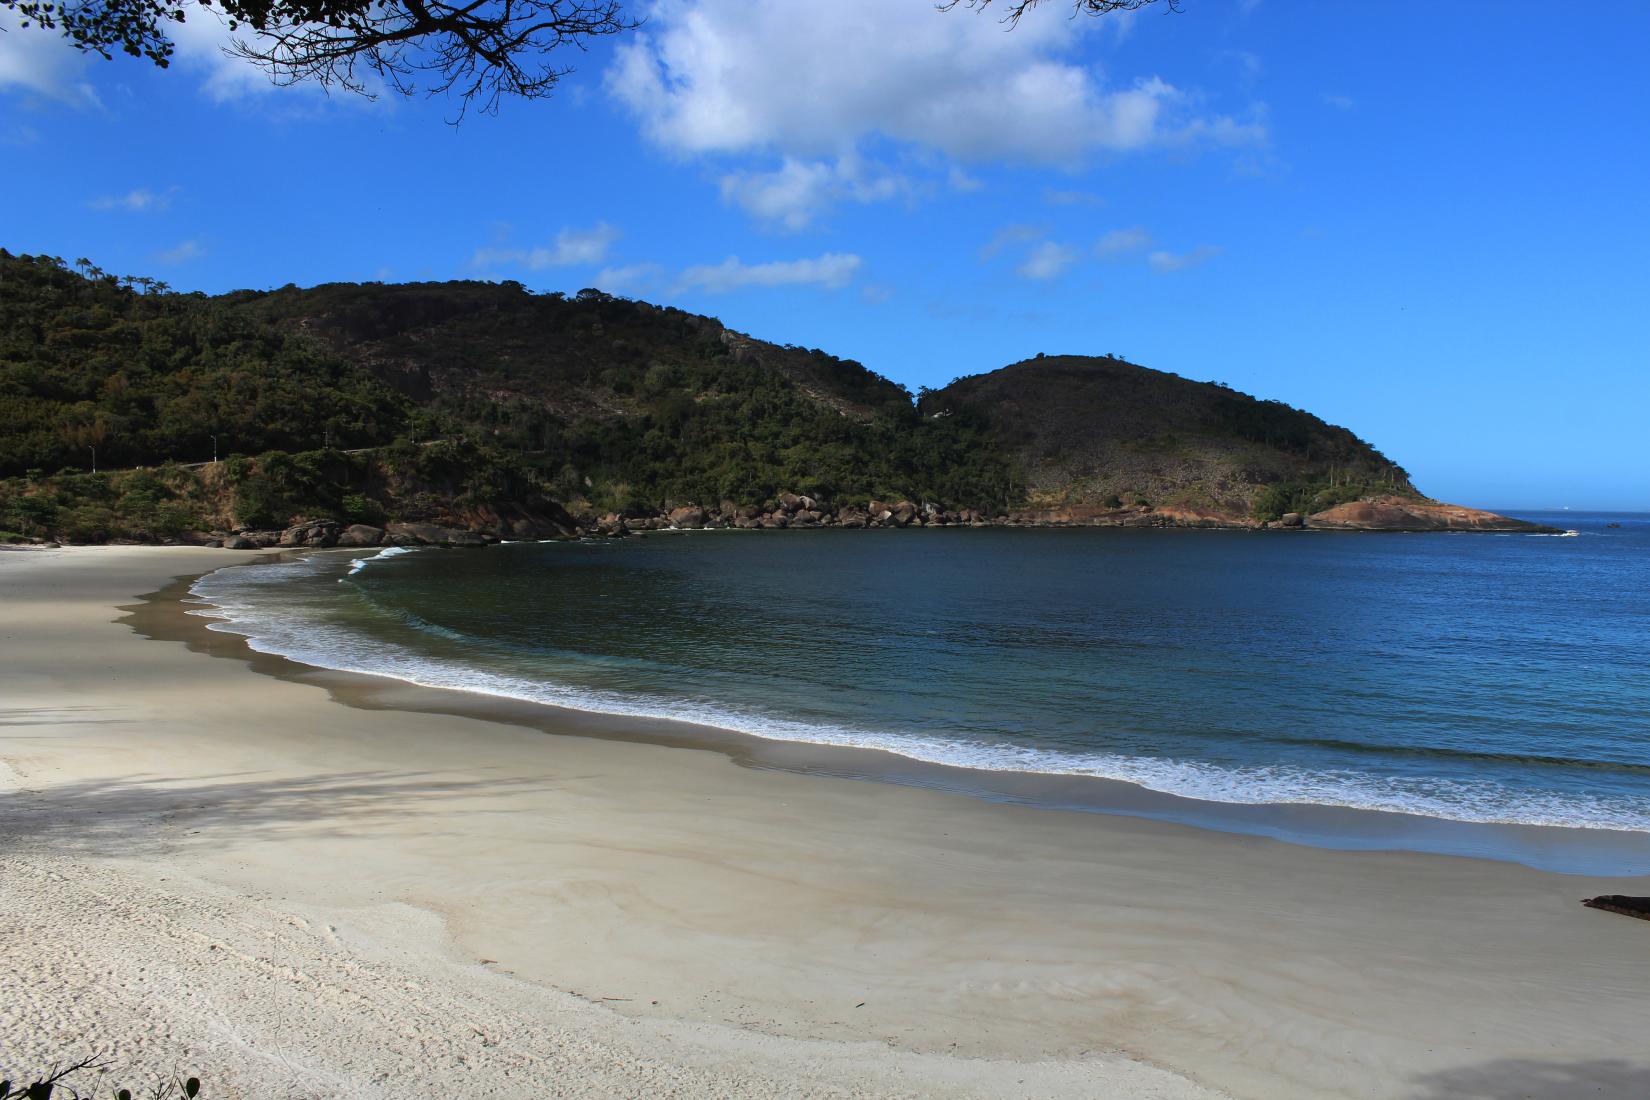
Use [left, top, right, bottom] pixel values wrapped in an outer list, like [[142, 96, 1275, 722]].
[[1304, 499, 1562, 533]]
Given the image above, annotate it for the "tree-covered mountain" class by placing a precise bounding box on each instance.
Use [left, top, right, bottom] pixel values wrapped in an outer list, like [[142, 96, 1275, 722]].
[[0, 251, 1016, 518], [0, 249, 1541, 542], [922, 354, 1417, 519]]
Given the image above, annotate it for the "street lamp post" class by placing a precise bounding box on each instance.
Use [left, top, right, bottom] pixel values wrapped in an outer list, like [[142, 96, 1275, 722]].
[[211, 435, 218, 464], [89, 446, 96, 474]]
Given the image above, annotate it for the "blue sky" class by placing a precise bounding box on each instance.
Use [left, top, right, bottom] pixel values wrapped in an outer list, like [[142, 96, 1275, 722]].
[[2, 0, 1646, 509]]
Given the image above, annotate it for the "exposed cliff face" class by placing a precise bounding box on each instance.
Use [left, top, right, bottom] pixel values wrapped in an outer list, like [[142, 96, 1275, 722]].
[[923, 355, 1415, 517]]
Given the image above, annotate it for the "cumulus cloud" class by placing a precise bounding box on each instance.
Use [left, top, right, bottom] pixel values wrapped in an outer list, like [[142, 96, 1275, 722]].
[[676, 252, 862, 294], [1, 4, 333, 106], [90, 188, 175, 213], [606, 0, 1265, 164], [1095, 226, 1151, 255], [1147, 244, 1222, 273], [0, 14, 102, 106], [163, 5, 278, 100], [473, 223, 620, 270], [1017, 241, 1077, 280], [719, 155, 906, 230]]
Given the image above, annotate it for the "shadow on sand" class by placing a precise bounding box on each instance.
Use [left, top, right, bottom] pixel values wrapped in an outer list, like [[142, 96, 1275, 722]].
[[1409, 1058, 1650, 1099], [0, 764, 555, 857]]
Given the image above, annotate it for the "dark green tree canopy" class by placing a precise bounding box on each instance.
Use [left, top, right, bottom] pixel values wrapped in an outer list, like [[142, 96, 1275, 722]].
[[2, 0, 633, 111]]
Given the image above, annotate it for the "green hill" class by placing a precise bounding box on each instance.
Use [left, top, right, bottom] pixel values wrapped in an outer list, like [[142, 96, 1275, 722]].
[[923, 354, 1416, 519], [1, 249, 1537, 542]]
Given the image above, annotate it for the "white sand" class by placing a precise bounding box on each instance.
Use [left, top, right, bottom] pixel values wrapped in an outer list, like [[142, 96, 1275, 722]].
[[2, 546, 1648, 1099]]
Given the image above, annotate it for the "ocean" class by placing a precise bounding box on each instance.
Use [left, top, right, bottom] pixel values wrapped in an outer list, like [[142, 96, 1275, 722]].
[[186, 512, 1650, 870]]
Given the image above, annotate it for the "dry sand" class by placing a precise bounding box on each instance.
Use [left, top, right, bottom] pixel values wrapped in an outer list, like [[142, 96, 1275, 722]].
[[2, 545, 1648, 1099]]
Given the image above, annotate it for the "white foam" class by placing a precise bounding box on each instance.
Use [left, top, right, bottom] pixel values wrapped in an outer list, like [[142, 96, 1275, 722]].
[[344, 545, 417, 576], [186, 557, 1650, 835]]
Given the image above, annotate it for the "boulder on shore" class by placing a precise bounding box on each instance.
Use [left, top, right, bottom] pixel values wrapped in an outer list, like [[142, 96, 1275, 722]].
[[336, 524, 385, 547], [386, 522, 488, 547]]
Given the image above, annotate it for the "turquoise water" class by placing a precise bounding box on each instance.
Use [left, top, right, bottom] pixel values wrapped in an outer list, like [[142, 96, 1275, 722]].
[[190, 513, 1650, 853]]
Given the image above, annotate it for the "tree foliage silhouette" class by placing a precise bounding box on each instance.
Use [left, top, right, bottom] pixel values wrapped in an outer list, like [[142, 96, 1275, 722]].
[[2, 0, 634, 112]]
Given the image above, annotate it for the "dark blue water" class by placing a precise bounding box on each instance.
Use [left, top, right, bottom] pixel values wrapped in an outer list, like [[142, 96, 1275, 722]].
[[191, 513, 1650, 838]]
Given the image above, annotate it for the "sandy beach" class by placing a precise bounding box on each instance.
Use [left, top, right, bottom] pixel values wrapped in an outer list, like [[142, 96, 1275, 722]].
[[3, 545, 1649, 1099]]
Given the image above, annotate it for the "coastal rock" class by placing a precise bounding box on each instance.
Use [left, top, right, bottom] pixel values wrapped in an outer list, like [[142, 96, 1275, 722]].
[[668, 505, 706, 529], [777, 493, 802, 513], [1279, 512, 1304, 528], [1581, 895, 1650, 921], [1305, 499, 1561, 533], [386, 522, 487, 547], [336, 524, 385, 547], [222, 535, 257, 550]]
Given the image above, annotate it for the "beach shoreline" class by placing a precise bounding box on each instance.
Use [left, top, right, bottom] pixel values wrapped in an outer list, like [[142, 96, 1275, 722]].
[[153, 547, 1650, 876], [4, 545, 1650, 1099]]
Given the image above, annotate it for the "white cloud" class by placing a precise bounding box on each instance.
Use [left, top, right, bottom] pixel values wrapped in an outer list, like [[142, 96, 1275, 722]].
[[1095, 226, 1151, 255], [164, 5, 277, 100], [1043, 187, 1104, 206], [0, 14, 102, 107], [1017, 241, 1077, 280], [606, 0, 1264, 165], [980, 223, 1045, 261], [473, 223, 620, 270], [594, 262, 665, 292], [90, 187, 175, 213], [1322, 92, 1355, 111], [1147, 244, 1222, 273], [676, 252, 862, 294], [718, 155, 906, 230], [947, 166, 984, 193], [157, 239, 205, 264]]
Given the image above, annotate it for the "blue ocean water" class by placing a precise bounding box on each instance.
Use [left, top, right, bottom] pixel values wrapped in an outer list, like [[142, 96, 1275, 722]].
[[189, 513, 1650, 841]]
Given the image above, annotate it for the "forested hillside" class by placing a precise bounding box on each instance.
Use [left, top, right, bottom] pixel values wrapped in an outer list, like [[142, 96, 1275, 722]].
[[0, 252, 1016, 514], [1, 249, 1466, 542], [926, 355, 1419, 520]]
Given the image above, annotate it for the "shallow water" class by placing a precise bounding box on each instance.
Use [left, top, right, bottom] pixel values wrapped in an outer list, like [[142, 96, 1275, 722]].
[[190, 513, 1650, 842]]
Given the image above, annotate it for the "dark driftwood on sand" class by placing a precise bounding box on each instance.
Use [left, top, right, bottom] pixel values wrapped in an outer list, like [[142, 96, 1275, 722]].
[[1581, 895, 1650, 921]]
